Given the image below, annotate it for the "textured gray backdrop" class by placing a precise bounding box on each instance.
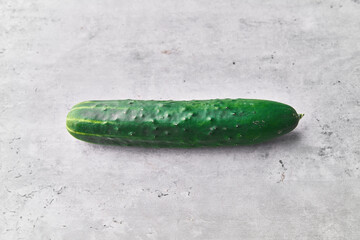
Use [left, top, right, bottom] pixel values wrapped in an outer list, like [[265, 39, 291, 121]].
[[1, 0, 360, 239]]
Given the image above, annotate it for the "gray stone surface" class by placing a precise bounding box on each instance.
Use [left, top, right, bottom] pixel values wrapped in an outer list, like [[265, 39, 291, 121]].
[[1, 0, 360, 239]]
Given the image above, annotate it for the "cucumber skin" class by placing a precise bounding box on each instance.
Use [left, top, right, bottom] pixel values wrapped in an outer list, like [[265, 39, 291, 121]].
[[66, 99, 301, 148]]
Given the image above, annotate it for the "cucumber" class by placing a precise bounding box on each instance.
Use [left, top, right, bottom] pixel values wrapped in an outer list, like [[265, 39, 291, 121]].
[[66, 99, 302, 148]]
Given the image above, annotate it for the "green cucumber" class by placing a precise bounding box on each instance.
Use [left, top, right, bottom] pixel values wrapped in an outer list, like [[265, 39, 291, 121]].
[[66, 98, 302, 148]]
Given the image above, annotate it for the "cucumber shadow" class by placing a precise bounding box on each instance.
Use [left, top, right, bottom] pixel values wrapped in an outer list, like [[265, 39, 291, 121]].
[[86, 131, 303, 155], [194, 131, 302, 153]]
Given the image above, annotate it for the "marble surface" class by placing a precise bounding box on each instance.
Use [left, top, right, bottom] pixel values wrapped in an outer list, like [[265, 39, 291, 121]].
[[1, 0, 360, 239]]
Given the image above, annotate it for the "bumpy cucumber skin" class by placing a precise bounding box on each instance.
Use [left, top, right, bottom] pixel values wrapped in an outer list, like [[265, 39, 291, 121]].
[[66, 99, 301, 148]]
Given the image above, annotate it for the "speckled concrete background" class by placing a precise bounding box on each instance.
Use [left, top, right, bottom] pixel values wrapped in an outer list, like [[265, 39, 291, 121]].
[[1, 0, 360, 239]]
